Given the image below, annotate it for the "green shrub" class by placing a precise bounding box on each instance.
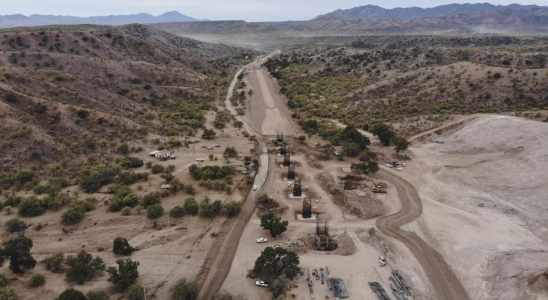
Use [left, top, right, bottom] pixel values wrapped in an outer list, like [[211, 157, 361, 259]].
[[121, 207, 131, 216], [29, 273, 45, 286], [65, 250, 105, 284], [170, 206, 185, 218], [40, 252, 64, 271], [141, 192, 160, 208], [0, 287, 17, 300], [151, 164, 164, 174], [126, 284, 144, 300], [170, 279, 199, 300], [184, 198, 199, 215], [19, 196, 45, 217], [56, 289, 87, 300], [106, 259, 139, 291], [0, 274, 7, 287], [86, 290, 110, 300], [147, 204, 163, 219], [223, 202, 241, 218], [117, 143, 129, 154], [5, 218, 26, 233], [62, 206, 86, 225]]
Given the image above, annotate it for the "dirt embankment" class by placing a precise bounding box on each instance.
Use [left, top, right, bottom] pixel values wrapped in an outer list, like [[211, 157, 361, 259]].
[[316, 172, 384, 219]]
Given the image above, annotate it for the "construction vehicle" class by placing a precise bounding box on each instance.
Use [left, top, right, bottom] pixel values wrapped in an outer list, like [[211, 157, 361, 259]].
[[371, 182, 388, 193], [379, 256, 386, 267]]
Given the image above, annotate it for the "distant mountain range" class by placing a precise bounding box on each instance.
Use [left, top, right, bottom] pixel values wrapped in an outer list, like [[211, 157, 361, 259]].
[[151, 7, 548, 35], [313, 3, 548, 20], [0, 11, 202, 28]]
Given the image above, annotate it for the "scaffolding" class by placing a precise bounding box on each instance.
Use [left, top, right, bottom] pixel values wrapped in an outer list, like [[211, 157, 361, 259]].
[[287, 165, 295, 180], [280, 144, 287, 155], [293, 178, 302, 196], [283, 153, 291, 167], [302, 198, 312, 218], [314, 222, 330, 250]]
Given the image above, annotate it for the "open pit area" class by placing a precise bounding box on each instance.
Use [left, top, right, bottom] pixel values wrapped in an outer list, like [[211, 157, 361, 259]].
[[397, 115, 548, 299]]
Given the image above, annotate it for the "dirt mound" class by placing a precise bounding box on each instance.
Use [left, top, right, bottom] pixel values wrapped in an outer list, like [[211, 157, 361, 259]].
[[316, 172, 384, 219]]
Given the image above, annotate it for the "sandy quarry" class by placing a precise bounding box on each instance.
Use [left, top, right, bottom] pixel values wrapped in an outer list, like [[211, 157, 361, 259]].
[[0, 111, 258, 300], [397, 115, 548, 299]]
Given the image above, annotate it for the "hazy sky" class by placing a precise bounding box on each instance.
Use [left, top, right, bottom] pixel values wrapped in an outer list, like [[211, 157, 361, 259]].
[[0, 0, 545, 21]]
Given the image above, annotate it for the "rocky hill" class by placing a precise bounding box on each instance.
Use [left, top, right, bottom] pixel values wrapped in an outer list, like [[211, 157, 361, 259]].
[[313, 3, 547, 20], [0, 25, 252, 174], [0, 11, 202, 29]]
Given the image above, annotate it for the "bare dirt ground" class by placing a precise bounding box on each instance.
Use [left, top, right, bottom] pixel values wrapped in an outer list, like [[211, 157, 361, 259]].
[[0, 111, 255, 300], [243, 56, 300, 137], [397, 115, 548, 299]]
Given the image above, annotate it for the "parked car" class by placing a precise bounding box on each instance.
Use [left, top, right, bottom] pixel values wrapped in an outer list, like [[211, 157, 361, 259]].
[[255, 281, 268, 287], [379, 256, 386, 267], [385, 164, 394, 168], [253, 185, 258, 191], [396, 167, 403, 171], [256, 238, 268, 243], [207, 147, 213, 150], [196, 158, 205, 162], [215, 144, 221, 147], [402, 163, 406, 167]]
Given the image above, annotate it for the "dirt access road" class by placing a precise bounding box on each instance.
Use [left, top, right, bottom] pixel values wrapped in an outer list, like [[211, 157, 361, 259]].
[[376, 169, 470, 300], [197, 67, 269, 300]]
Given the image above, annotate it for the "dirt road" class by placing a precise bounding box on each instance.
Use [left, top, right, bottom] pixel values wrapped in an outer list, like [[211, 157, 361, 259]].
[[376, 169, 470, 300], [197, 68, 270, 300]]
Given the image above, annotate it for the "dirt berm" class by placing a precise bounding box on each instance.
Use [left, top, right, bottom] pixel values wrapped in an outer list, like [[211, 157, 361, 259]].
[[316, 172, 384, 219]]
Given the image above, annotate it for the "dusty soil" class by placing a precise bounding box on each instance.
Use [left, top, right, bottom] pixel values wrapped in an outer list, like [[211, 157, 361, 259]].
[[401, 115, 548, 299], [0, 112, 255, 300]]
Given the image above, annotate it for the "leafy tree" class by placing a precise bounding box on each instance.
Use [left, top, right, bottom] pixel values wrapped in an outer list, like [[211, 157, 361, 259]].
[[390, 137, 410, 154], [29, 273, 45, 286], [343, 142, 361, 157], [170, 278, 199, 300], [86, 290, 110, 300], [273, 275, 288, 298], [107, 259, 139, 291], [260, 213, 288, 238], [0, 235, 36, 273], [160, 165, 176, 183], [378, 130, 396, 146], [113, 238, 136, 256], [147, 204, 163, 219], [252, 247, 299, 282], [41, 252, 64, 271], [202, 129, 216, 140], [170, 206, 185, 218], [18, 196, 45, 217], [65, 250, 106, 285], [359, 149, 374, 162], [351, 162, 379, 174], [5, 218, 26, 233], [56, 289, 87, 300], [184, 198, 199, 215], [125, 284, 144, 300], [141, 192, 160, 208], [371, 123, 391, 136], [0, 287, 18, 300], [223, 147, 238, 157]]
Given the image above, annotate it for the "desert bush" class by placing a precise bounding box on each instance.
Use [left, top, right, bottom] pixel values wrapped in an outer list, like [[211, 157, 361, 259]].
[[170, 206, 185, 218], [18, 196, 45, 217], [121, 207, 131, 216], [5, 218, 26, 233], [146, 204, 163, 219], [184, 198, 199, 215], [56, 289, 87, 300], [65, 250, 105, 284], [126, 284, 145, 300], [86, 290, 110, 300], [141, 192, 160, 207], [29, 273, 46, 287], [0, 287, 17, 300], [41, 252, 64, 271], [151, 164, 164, 174], [106, 259, 139, 291], [170, 279, 199, 300], [223, 202, 241, 217]]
